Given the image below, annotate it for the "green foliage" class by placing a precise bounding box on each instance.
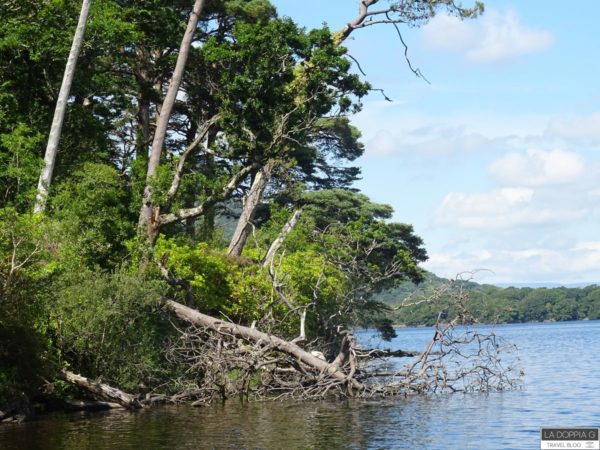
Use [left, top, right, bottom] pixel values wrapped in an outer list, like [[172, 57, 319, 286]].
[[49, 267, 170, 391], [0, 0, 468, 405], [0, 208, 58, 406], [303, 190, 427, 291], [222, 0, 276, 22], [199, 17, 369, 193], [0, 0, 137, 183], [50, 162, 134, 269], [243, 191, 428, 343], [155, 238, 274, 323], [301, 189, 393, 229], [0, 323, 51, 406], [384, 0, 484, 25], [371, 317, 397, 341], [0, 208, 54, 317], [0, 123, 44, 210], [156, 238, 233, 311]]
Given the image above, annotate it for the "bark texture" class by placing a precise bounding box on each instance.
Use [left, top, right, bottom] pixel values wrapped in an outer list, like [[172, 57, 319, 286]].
[[227, 163, 273, 257], [34, 0, 92, 213], [60, 370, 142, 409], [139, 0, 206, 238], [262, 209, 302, 267]]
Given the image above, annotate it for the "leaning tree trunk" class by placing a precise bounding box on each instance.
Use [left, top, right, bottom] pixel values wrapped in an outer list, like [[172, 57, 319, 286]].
[[262, 209, 302, 268], [227, 163, 272, 257], [224, 1, 373, 249], [138, 0, 206, 240], [33, 0, 92, 213]]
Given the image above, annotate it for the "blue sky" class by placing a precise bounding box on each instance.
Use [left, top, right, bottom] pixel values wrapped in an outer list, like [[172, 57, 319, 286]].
[[271, 1, 600, 285]]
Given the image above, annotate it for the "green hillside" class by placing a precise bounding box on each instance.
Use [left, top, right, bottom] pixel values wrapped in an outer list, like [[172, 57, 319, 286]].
[[379, 273, 600, 326]]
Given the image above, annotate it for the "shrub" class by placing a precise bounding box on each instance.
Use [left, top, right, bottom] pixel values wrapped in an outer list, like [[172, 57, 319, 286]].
[[49, 267, 171, 391]]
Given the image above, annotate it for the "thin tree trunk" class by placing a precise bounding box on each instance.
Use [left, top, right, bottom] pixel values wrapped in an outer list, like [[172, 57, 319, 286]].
[[138, 0, 206, 238], [136, 93, 150, 162], [33, 0, 92, 213], [227, 163, 273, 257], [262, 209, 302, 268]]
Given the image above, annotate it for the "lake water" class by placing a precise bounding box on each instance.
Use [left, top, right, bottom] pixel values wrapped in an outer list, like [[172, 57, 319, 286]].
[[1, 320, 599, 449]]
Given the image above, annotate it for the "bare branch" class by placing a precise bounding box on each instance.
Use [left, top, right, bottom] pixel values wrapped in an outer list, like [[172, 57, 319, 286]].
[[387, 12, 430, 84], [163, 114, 220, 212], [158, 162, 259, 226]]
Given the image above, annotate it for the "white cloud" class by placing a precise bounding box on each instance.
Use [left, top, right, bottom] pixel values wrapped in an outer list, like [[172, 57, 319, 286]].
[[573, 241, 600, 252], [489, 149, 585, 186], [424, 243, 600, 284], [367, 130, 396, 157], [545, 113, 600, 146], [422, 252, 496, 279], [364, 125, 499, 159], [468, 11, 554, 62], [434, 184, 594, 230], [502, 244, 600, 279], [420, 10, 553, 63], [421, 13, 475, 51], [422, 250, 506, 282], [435, 187, 549, 229]]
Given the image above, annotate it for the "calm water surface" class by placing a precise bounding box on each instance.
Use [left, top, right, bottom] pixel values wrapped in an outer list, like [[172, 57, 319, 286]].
[[1, 320, 599, 449]]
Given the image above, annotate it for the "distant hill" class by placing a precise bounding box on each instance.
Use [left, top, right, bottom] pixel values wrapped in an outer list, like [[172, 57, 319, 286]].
[[376, 271, 496, 305], [376, 272, 600, 326], [494, 281, 600, 289]]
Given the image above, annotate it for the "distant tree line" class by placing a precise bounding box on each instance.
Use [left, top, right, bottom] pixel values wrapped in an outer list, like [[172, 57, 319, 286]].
[[379, 274, 600, 326]]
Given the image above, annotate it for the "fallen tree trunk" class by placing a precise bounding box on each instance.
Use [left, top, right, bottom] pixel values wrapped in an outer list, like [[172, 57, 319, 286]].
[[162, 299, 364, 390], [60, 370, 142, 409]]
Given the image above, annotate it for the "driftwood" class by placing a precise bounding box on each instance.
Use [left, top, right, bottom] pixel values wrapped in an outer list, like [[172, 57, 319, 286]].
[[0, 393, 33, 423], [162, 299, 364, 390], [60, 370, 142, 409]]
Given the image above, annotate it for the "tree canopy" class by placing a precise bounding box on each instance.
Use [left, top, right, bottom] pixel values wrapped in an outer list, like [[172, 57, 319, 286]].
[[0, 0, 501, 416]]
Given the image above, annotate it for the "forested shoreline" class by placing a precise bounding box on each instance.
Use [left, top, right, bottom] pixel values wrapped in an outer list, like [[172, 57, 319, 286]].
[[379, 273, 600, 326], [1, 0, 519, 423]]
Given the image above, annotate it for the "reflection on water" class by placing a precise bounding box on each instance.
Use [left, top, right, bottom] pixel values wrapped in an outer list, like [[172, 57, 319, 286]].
[[1, 321, 599, 449]]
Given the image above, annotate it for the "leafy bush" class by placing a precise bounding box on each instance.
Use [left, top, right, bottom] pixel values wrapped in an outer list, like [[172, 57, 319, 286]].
[[155, 238, 274, 325], [0, 208, 57, 407], [50, 162, 134, 269], [0, 324, 49, 407], [49, 267, 171, 391]]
